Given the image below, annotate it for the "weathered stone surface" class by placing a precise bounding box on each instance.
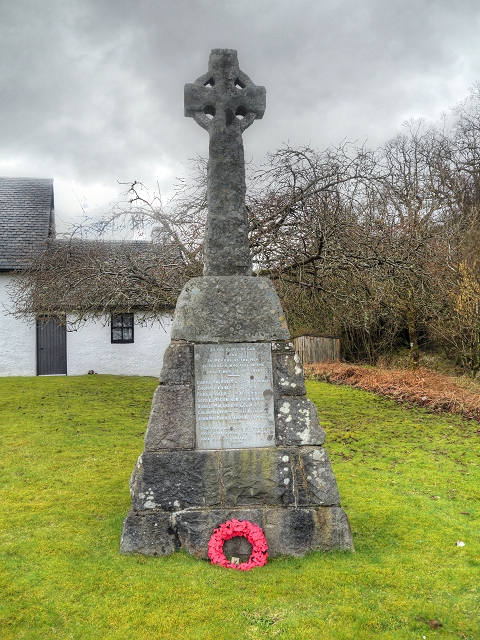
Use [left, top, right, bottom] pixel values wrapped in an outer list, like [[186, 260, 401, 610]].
[[298, 447, 340, 506], [171, 276, 289, 342], [144, 385, 195, 451], [220, 448, 295, 506], [158, 342, 193, 385], [275, 396, 326, 447], [275, 508, 315, 554], [184, 49, 265, 277], [121, 506, 353, 557], [310, 506, 355, 551], [120, 511, 175, 556], [271, 340, 296, 353], [272, 351, 306, 396], [129, 447, 339, 512], [223, 536, 252, 561], [172, 506, 353, 558], [130, 451, 221, 511], [264, 506, 354, 554], [173, 508, 264, 558]]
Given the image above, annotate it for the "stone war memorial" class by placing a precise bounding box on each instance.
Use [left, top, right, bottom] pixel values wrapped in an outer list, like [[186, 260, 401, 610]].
[[120, 49, 354, 561]]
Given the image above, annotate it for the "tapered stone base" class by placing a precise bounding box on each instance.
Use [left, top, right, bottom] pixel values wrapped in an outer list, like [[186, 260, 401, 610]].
[[121, 276, 354, 558]]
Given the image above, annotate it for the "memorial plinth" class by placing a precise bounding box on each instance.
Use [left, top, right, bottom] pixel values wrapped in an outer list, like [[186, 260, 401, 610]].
[[120, 50, 353, 558]]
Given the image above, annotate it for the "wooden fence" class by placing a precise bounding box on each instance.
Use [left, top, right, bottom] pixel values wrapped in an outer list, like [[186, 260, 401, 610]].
[[292, 335, 340, 364]]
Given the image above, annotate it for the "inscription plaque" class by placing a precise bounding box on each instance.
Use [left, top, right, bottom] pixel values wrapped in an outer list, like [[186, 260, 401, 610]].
[[194, 343, 275, 449]]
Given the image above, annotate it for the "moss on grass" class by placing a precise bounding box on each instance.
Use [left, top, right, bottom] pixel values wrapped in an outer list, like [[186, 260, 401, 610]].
[[0, 376, 478, 639]]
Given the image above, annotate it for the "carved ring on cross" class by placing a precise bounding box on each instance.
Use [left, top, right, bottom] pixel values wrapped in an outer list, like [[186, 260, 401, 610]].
[[184, 49, 266, 134]]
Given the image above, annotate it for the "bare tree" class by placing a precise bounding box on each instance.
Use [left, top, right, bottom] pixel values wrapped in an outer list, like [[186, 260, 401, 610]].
[[430, 216, 480, 376], [7, 239, 201, 328]]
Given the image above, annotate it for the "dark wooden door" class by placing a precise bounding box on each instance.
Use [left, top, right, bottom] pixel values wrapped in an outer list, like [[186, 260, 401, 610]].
[[36, 317, 67, 375]]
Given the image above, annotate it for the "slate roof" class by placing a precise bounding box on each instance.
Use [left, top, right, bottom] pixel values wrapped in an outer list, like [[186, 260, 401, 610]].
[[0, 177, 54, 270]]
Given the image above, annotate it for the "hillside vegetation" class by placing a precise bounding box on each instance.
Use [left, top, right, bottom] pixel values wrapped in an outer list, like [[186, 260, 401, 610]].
[[306, 362, 480, 422]]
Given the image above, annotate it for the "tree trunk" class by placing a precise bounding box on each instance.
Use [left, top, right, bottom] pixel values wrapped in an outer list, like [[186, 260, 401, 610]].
[[406, 304, 419, 370]]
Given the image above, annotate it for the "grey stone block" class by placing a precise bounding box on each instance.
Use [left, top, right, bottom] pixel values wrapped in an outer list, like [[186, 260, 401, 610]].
[[271, 340, 296, 353], [275, 396, 326, 446], [121, 506, 353, 558], [223, 535, 253, 561], [275, 508, 315, 554], [219, 448, 295, 507], [263, 506, 354, 555], [299, 447, 340, 506], [144, 385, 195, 451], [311, 506, 355, 552], [159, 342, 193, 385], [130, 447, 340, 512], [130, 448, 295, 511], [173, 505, 353, 558], [272, 351, 306, 396], [173, 508, 265, 558], [129, 447, 339, 513], [171, 276, 290, 342], [129, 451, 222, 511], [120, 511, 175, 556]]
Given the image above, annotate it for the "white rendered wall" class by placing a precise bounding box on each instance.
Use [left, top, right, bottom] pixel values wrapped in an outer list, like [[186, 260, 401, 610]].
[[0, 273, 37, 376], [66, 314, 172, 377], [0, 274, 172, 377]]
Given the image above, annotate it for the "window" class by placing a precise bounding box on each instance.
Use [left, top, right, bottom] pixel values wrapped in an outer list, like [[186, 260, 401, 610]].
[[111, 313, 134, 343]]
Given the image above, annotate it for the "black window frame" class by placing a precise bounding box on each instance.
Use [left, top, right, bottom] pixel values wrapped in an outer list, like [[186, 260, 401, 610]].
[[111, 313, 134, 344]]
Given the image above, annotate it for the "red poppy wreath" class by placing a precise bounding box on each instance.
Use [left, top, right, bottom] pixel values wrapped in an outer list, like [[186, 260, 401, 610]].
[[207, 519, 268, 570]]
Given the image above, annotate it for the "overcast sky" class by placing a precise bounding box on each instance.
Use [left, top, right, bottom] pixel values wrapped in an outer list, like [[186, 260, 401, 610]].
[[1, 0, 480, 232]]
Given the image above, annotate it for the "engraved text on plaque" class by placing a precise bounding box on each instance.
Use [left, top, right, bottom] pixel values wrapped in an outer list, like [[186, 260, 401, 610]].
[[194, 343, 275, 449]]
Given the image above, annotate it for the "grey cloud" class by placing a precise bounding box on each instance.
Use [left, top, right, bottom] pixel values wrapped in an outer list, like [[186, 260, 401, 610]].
[[1, 0, 480, 203]]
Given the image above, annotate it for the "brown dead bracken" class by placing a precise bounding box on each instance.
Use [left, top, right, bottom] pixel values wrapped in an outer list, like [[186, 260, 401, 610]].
[[306, 363, 480, 423]]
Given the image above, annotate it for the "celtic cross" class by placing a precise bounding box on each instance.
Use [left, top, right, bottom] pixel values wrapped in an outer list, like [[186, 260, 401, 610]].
[[184, 49, 266, 276]]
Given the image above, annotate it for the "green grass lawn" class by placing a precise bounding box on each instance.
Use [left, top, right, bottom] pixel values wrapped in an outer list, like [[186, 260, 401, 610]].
[[0, 375, 478, 639]]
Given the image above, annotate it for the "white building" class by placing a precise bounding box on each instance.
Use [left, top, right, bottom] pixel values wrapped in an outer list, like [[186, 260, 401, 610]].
[[0, 178, 171, 377]]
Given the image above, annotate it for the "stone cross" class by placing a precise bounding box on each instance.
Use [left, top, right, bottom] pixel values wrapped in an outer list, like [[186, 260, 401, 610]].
[[184, 49, 266, 276]]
